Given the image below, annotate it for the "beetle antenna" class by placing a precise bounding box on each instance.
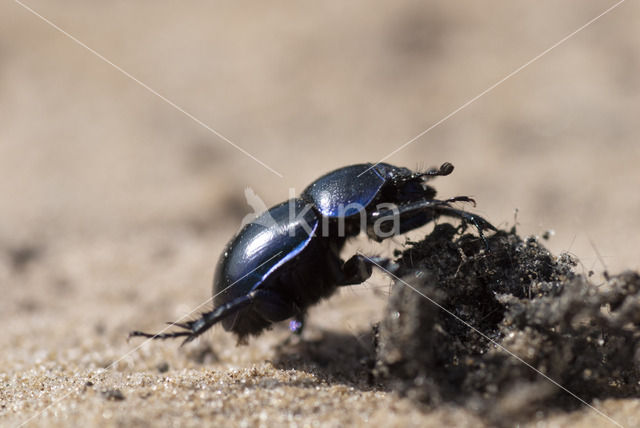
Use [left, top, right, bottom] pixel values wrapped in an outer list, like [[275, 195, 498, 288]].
[[420, 162, 454, 179]]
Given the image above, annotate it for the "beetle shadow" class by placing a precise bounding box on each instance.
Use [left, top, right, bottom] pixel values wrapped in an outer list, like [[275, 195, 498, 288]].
[[270, 328, 382, 391]]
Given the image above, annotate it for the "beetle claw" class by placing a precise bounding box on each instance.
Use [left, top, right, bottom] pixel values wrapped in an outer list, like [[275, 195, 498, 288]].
[[128, 330, 154, 339]]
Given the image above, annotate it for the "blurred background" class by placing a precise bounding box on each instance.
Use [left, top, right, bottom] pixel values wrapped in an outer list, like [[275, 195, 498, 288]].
[[3, 0, 639, 269], [1, 0, 639, 425]]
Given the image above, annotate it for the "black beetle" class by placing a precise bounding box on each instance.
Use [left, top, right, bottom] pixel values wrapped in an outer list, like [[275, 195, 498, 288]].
[[130, 162, 495, 344]]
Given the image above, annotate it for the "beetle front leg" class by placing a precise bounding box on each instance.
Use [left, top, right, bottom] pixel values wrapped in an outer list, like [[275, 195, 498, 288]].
[[366, 196, 474, 241], [365, 196, 495, 247], [432, 206, 497, 249]]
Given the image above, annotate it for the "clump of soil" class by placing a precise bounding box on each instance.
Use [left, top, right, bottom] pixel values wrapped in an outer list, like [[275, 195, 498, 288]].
[[375, 224, 640, 423]]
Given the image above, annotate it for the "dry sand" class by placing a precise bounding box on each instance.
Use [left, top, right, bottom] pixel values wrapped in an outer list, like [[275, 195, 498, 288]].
[[2, 1, 640, 427]]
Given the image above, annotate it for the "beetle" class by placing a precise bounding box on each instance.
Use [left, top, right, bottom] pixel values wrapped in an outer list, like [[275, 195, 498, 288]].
[[129, 162, 495, 345]]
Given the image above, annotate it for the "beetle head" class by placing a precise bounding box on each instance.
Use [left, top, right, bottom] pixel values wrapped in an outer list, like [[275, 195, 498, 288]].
[[374, 162, 453, 203]]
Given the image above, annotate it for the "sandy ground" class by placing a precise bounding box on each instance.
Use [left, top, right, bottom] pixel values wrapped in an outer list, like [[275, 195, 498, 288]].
[[2, 1, 640, 427]]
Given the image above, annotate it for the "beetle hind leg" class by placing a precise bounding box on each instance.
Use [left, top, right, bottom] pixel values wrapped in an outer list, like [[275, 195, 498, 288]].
[[129, 292, 258, 345], [128, 329, 191, 341]]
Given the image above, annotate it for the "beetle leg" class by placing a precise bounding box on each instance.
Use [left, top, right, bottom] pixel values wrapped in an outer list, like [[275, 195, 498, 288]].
[[129, 289, 280, 345], [337, 254, 399, 286], [365, 197, 495, 248], [128, 328, 192, 341], [432, 206, 497, 249], [366, 196, 474, 241]]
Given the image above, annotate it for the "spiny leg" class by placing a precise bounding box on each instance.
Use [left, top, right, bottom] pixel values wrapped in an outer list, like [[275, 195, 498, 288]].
[[129, 290, 267, 345], [433, 206, 497, 249], [128, 327, 192, 342], [366, 196, 476, 241], [364, 196, 495, 247]]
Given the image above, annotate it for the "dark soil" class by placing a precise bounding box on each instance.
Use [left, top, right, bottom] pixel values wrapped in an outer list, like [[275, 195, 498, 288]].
[[375, 224, 640, 424]]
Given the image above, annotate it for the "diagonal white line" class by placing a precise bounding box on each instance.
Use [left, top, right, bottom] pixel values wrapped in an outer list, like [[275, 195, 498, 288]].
[[15, 251, 283, 428], [360, 253, 625, 428], [14, 0, 283, 178], [359, 0, 626, 177]]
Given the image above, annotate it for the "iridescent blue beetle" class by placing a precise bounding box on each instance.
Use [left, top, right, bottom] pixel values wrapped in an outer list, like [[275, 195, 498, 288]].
[[130, 162, 495, 344]]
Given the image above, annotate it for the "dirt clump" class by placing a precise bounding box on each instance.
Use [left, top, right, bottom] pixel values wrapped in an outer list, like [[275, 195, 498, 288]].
[[375, 224, 640, 423]]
